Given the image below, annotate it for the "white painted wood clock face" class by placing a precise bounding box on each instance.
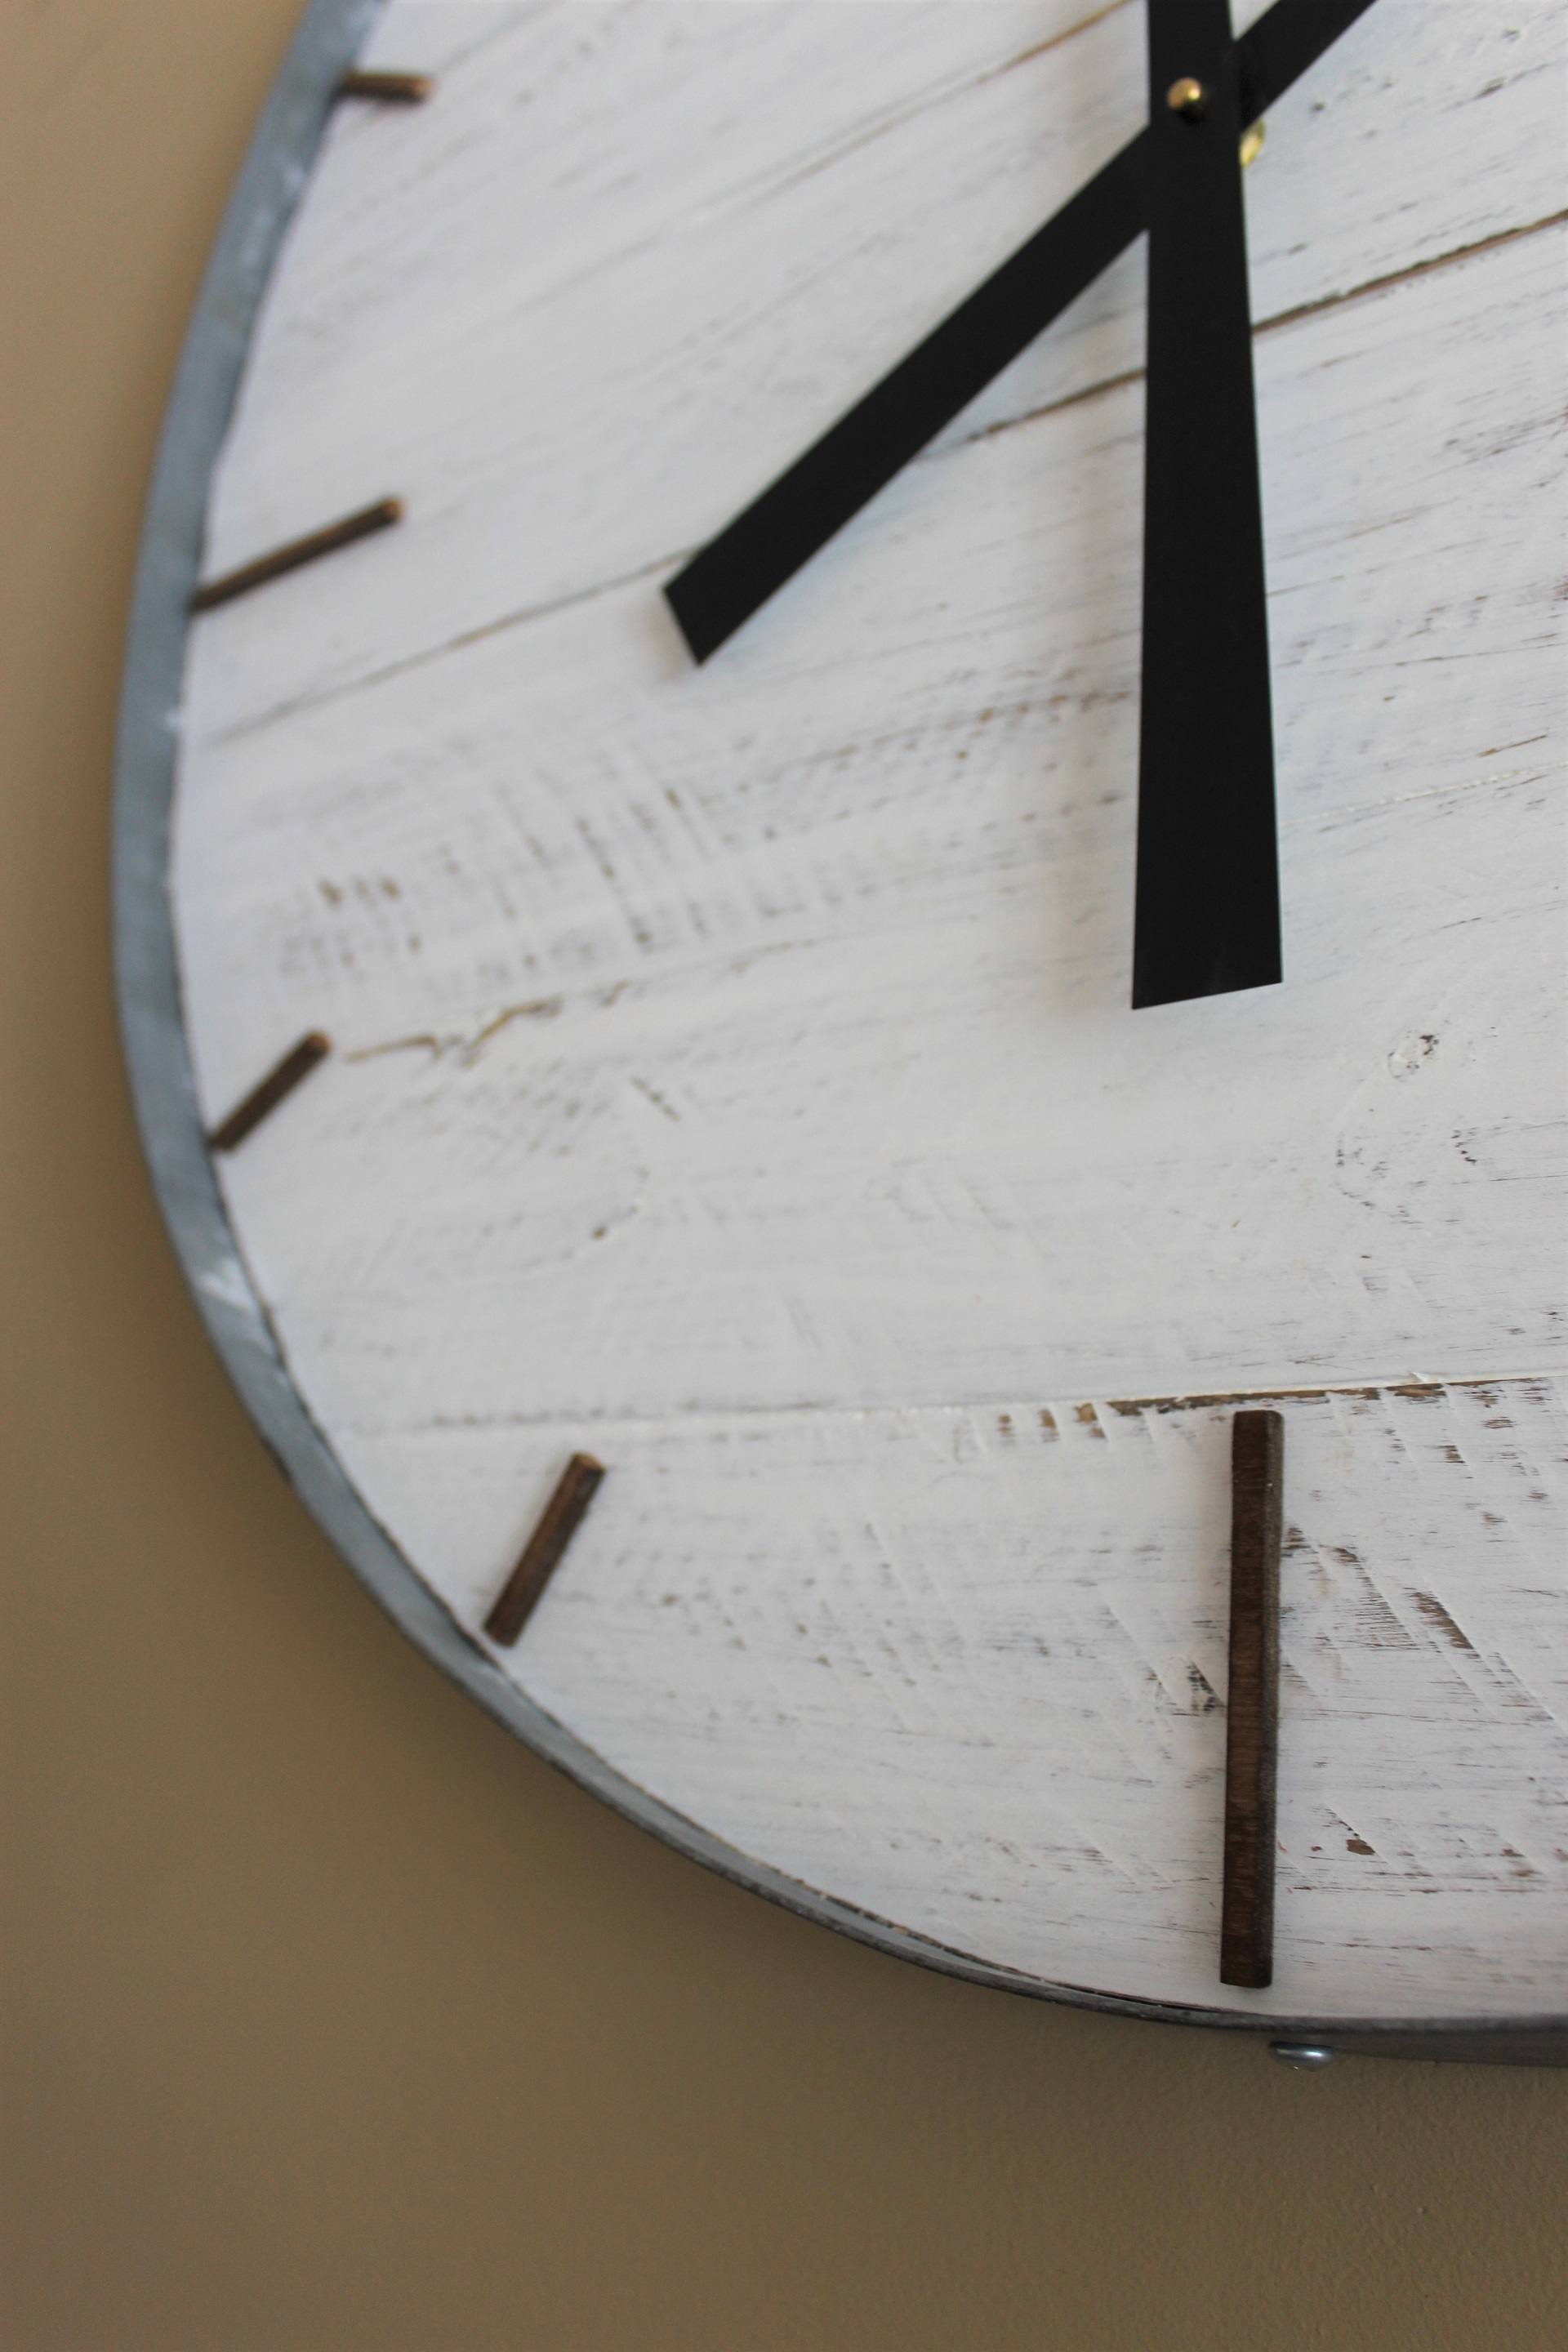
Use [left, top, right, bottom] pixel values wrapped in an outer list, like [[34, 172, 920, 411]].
[[167, 0, 1566, 2028]]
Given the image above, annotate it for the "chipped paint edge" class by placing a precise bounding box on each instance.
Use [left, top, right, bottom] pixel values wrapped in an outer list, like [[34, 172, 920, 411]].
[[108, 0, 1566, 2067]]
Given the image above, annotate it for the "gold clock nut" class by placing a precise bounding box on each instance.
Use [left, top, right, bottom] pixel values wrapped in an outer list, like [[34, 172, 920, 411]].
[[1165, 76, 1208, 120]]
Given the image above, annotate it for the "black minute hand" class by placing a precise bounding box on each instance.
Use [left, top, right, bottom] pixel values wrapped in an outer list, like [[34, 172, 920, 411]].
[[664, 0, 1380, 666], [1134, 0, 1277, 1008]]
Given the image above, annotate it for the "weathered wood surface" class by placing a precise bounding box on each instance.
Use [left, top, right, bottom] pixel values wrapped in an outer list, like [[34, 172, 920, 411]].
[[170, 1, 1567, 2017], [178, 227, 1565, 1412], [183, 0, 1567, 735], [355, 1379, 1567, 2018]]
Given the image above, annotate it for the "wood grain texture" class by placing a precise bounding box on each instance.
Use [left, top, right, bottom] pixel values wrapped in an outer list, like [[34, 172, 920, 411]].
[[167, 2, 1568, 2019], [181, 0, 1566, 734], [180, 224, 1564, 1416], [1221, 1410, 1282, 1989], [421, 1376, 1561, 2019]]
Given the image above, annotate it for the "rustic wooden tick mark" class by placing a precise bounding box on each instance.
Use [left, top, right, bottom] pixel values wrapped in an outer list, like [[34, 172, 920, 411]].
[[207, 1031, 331, 1154], [484, 1454, 606, 1647], [1221, 1409, 1284, 1989], [190, 497, 403, 612], [336, 69, 434, 105]]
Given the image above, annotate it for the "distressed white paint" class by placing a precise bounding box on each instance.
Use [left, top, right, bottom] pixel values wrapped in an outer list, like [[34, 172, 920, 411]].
[[345, 1377, 1567, 2018], [171, 2, 1567, 2017], [181, 0, 1567, 737]]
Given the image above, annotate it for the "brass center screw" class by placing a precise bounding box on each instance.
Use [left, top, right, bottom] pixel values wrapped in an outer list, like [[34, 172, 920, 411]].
[[1165, 75, 1209, 120]]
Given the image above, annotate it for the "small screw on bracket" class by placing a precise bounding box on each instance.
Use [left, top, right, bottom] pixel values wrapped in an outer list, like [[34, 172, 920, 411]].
[[1165, 76, 1209, 121]]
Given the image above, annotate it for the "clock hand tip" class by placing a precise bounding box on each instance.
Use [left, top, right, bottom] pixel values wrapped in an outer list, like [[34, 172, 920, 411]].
[[662, 569, 724, 666]]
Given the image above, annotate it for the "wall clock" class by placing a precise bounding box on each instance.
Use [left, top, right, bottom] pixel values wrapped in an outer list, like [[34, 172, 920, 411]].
[[115, 0, 1567, 2066]]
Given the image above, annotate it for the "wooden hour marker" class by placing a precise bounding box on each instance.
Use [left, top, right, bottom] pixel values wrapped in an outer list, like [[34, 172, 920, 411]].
[[190, 497, 403, 612], [336, 69, 434, 105], [207, 1032, 331, 1155], [484, 1454, 606, 1648], [1220, 1409, 1284, 1989]]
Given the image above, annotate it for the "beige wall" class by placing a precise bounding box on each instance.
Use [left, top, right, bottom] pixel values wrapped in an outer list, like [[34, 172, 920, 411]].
[[2, 7, 1563, 2346]]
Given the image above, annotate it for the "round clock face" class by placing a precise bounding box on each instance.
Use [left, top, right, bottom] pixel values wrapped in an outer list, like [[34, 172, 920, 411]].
[[126, 0, 1566, 2041]]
